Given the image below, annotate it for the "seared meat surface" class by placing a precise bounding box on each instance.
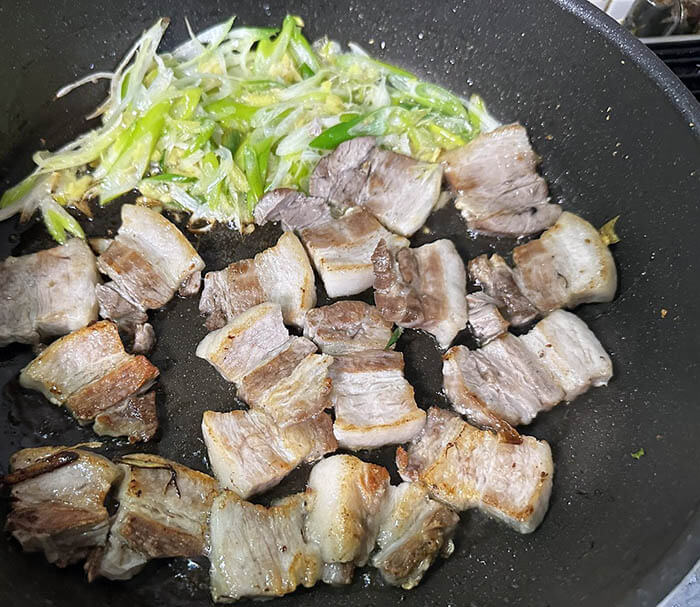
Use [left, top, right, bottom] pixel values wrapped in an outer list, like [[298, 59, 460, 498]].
[[397, 407, 553, 533], [467, 292, 510, 345], [19, 320, 159, 440], [209, 491, 321, 601], [305, 455, 390, 583], [309, 137, 443, 237], [254, 188, 332, 231], [371, 482, 459, 589], [96, 204, 204, 327], [200, 231, 316, 329], [329, 350, 426, 450], [4, 447, 120, 567], [0, 239, 100, 347], [440, 123, 561, 236], [513, 211, 617, 313], [202, 409, 336, 498], [92, 392, 158, 443], [300, 207, 409, 298], [303, 301, 394, 355], [444, 310, 612, 427], [372, 238, 468, 349], [89, 454, 218, 581]]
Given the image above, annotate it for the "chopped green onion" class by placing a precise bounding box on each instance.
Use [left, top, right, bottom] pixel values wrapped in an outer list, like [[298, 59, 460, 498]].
[[599, 215, 621, 246], [40, 199, 85, 244], [385, 326, 404, 350], [631, 448, 645, 460], [144, 173, 195, 183]]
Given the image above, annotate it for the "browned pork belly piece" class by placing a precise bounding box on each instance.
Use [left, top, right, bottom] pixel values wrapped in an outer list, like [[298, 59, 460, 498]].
[[96, 204, 204, 328], [92, 392, 158, 443], [512, 211, 618, 313], [372, 238, 468, 349], [309, 136, 443, 237], [200, 231, 315, 330], [0, 238, 100, 347], [202, 409, 336, 499], [468, 253, 539, 327], [3, 446, 120, 567], [329, 350, 426, 450], [305, 454, 390, 585], [397, 407, 553, 534], [19, 320, 159, 440], [253, 188, 333, 231], [87, 454, 218, 581], [440, 123, 561, 237], [371, 482, 459, 589], [444, 310, 612, 428], [209, 491, 322, 602], [300, 207, 409, 298], [303, 300, 394, 355], [467, 292, 510, 345]]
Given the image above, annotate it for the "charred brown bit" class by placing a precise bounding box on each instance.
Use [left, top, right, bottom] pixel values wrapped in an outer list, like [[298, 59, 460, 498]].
[[396, 407, 553, 534], [5, 446, 120, 567], [0, 239, 100, 347], [440, 123, 561, 237], [19, 320, 159, 441], [93, 392, 158, 443], [372, 238, 468, 349]]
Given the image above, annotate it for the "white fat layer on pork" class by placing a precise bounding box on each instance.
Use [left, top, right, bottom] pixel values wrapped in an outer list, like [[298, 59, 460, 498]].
[[202, 409, 336, 499], [6, 447, 120, 567], [467, 292, 510, 345], [444, 337, 564, 427], [329, 350, 426, 450], [94, 454, 218, 581], [303, 300, 394, 355], [519, 310, 613, 401], [397, 408, 553, 534], [0, 239, 100, 347], [513, 211, 617, 313], [300, 207, 409, 298], [371, 482, 459, 589], [254, 231, 317, 327], [209, 491, 322, 602], [195, 302, 290, 383], [305, 455, 390, 570]]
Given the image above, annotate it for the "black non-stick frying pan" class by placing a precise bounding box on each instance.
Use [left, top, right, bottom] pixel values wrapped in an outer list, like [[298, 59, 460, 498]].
[[1, 1, 699, 606]]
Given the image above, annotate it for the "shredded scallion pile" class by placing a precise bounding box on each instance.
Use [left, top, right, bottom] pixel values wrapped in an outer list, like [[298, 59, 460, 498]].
[[0, 15, 496, 241]]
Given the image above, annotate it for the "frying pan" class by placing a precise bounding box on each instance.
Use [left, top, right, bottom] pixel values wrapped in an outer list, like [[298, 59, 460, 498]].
[[1, 1, 699, 605]]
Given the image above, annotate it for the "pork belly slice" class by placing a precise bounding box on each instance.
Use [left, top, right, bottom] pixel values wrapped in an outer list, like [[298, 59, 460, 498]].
[[0, 238, 100, 347], [88, 454, 218, 581], [440, 123, 561, 237], [467, 292, 510, 345], [305, 454, 390, 583], [372, 238, 468, 349], [300, 207, 409, 298], [196, 302, 291, 383], [396, 407, 553, 534], [209, 491, 322, 602], [444, 336, 564, 428], [93, 392, 158, 443], [4, 446, 120, 567], [513, 211, 618, 313], [330, 350, 426, 450], [309, 137, 443, 237], [303, 300, 394, 355], [254, 188, 332, 231], [96, 204, 204, 321], [19, 321, 159, 437], [520, 310, 612, 401], [371, 482, 459, 589], [469, 253, 539, 327], [200, 231, 316, 330], [202, 409, 336, 499]]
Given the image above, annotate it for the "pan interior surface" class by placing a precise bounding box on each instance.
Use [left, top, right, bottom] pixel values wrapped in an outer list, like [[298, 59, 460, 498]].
[[0, 1, 699, 606]]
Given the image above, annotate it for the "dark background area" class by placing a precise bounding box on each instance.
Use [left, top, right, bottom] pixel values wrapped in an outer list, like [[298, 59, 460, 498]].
[[0, 1, 699, 606]]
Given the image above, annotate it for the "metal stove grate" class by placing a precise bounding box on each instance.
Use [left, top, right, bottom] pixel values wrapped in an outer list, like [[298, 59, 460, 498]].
[[645, 36, 700, 100]]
